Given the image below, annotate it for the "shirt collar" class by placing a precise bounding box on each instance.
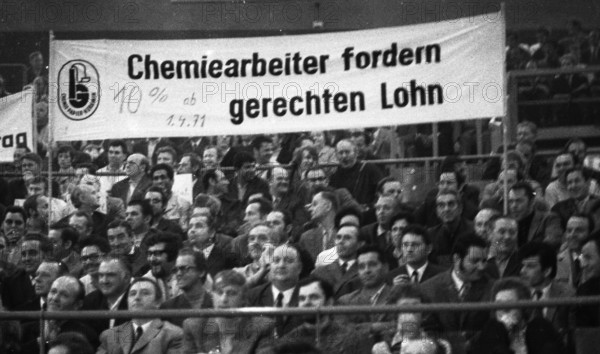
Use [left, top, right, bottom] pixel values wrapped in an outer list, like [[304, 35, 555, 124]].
[[338, 259, 355, 269], [271, 285, 295, 307], [406, 262, 428, 279], [133, 320, 153, 333], [451, 269, 465, 294]]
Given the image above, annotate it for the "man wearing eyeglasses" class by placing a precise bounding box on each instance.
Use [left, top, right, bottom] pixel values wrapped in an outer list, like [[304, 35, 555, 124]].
[[142, 232, 180, 302], [160, 248, 212, 327], [79, 237, 110, 294]]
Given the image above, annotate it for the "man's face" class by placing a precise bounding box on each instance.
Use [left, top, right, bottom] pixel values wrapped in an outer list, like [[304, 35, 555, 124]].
[[336, 141, 357, 168], [47, 277, 82, 312], [48, 229, 68, 259], [57, 152, 72, 170], [248, 225, 274, 260], [125, 154, 143, 177], [271, 245, 302, 284], [108, 146, 126, 167], [107, 226, 134, 256], [21, 240, 44, 275], [474, 209, 494, 240], [554, 154, 574, 181], [27, 182, 46, 197], [175, 255, 203, 291], [152, 169, 173, 193], [3, 212, 25, 244], [305, 169, 328, 190], [69, 215, 91, 239], [255, 142, 274, 164], [33, 262, 60, 297], [266, 211, 288, 243], [244, 203, 264, 225], [78, 185, 100, 210], [21, 158, 40, 180], [203, 148, 218, 169], [568, 142, 586, 163], [335, 226, 361, 259], [581, 241, 600, 282], [517, 126, 535, 143], [147, 242, 170, 277], [270, 167, 290, 196], [381, 181, 402, 201], [308, 193, 330, 221], [497, 169, 518, 188], [128, 281, 160, 311], [145, 191, 164, 216], [81, 246, 103, 276], [239, 162, 256, 182], [357, 251, 387, 288], [213, 170, 230, 194], [213, 284, 245, 309], [98, 260, 130, 297], [156, 152, 175, 167], [298, 281, 331, 324], [438, 172, 458, 193], [390, 219, 409, 250], [520, 256, 547, 288], [402, 233, 430, 266], [125, 205, 148, 231], [375, 196, 396, 227], [490, 218, 518, 256], [565, 216, 590, 252], [188, 216, 212, 248], [494, 289, 523, 328], [435, 193, 461, 223], [177, 156, 193, 174], [566, 171, 588, 200], [508, 189, 533, 221], [455, 246, 487, 282]]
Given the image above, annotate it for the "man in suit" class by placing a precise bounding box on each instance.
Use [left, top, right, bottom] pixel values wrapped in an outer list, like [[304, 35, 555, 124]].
[[97, 139, 128, 194], [183, 270, 275, 354], [299, 189, 338, 261], [552, 167, 600, 228], [98, 277, 183, 354], [151, 163, 191, 231], [160, 248, 212, 327], [387, 225, 446, 285], [229, 152, 271, 206], [312, 223, 366, 299], [177, 152, 203, 199], [82, 254, 132, 334], [141, 232, 180, 302], [107, 219, 149, 276], [231, 197, 273, 263], [509, 181, 563, 249], [269, 166, 310, 234], [520, 241, 575, 344], [188, 212, 237, 277], [110, 153, 152, 205], [485, 216, 522, 279], [15, 260, 68, 313], [144, 186, 185, 239], [556, 214, 594, 287], [247, 243, 311, 338], [421, 234, 492, 354], [427, 189, 475, 267], [48, 225, 84, 277], [338, 245, 393, 324], [125, 199, 154, 250], [361, 194, 401, 267]]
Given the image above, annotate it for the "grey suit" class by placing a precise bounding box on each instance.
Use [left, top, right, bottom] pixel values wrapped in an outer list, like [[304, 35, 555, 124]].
[[312, 261, 361, 299], [97, 319, 183, 354]]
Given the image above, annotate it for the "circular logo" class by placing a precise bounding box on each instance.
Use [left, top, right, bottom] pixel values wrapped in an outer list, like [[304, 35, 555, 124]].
[[58, 60, 100, 121]]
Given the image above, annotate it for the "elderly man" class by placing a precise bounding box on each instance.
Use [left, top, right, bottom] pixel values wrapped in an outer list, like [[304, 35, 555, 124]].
[[484, 216, 522, 279], [110, 153, 152, 204], [98, 277, 183, 354], [187, 213, 237, 277], [300, 190, 338, 261]]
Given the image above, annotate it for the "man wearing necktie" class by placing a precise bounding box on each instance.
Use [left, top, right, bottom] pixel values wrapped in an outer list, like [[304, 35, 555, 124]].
[[142, 232, 180, 303], [98, 277, 183, 354]]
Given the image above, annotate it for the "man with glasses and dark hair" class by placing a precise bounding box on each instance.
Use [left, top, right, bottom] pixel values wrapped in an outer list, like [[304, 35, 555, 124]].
[[142, 232, 181, 302], [160, 248, 212, 327], [231, 151, 271, 206], [79, 237, 110, 294]]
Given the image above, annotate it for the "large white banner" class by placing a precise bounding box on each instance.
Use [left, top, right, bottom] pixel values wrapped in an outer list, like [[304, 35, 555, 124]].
[[0, 89, 35, 162], [50, 12, 505, 141]]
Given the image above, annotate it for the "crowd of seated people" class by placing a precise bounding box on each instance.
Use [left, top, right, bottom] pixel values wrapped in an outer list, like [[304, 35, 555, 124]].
[[0, 119, 599, 354]]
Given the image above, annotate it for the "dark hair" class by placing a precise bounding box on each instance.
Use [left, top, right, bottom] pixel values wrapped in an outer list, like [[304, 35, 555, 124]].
[[107, 220, 133, 236], [22, 232, 52, 254], [491, 276, 532, 302], [145, 232, 180, 262], [74, 162, 98, 175], [48, 332, 94, 354], [337, 223, 368, 243], [356, 244, 388, 265], [25, 176, 48, 190], [518, 242, 557, 279], [283, 243, 314, 279], [376, 177, 402, 195], [565, 166, 588, 181], [335, 205, 363, 228], [451, 233, 487, 259], [102, 254, 133, 276], [202, 168, 218, 191], [146, 186, 168, 206], [316, 190, 339, 213], [270, 208, 292, 227], [568, 213, 595, 234], [69, 211, 93, 230], [127, 199, 153, 218], [233, 152, 256, 170], [177, 248, 207, 282], [21, 152, 42, 166], [155, 146, 178, 162], [181, 152, 202, 169], [2, 206, 27, 223], [387, 283, 428, 304], [389, 212, 415, 229], [130, 277, 163, 302], [402, 224, 432, 245], [23, 194, 41, 217], [57, 145, 75, 159], [247, 196, 273, 216], [80, 236, 110, 253], [108, 139, 129, 155], [251, 135, 273, 151], [272, 341, 322, 354], [150, 163, 175, 181], [488, 215, 517, 231], [50, 225, 80, 249], [297, 276, 334, 301], [509, 181, 535, 201], [438, 169, 465, 187]]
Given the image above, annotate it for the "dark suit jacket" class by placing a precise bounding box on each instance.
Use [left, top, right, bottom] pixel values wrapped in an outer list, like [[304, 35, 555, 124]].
[[129, 246, 150, 276], [98, 319, 183, 354], [298, 227, 329, 263], [386, 262, 447, 284], [360, 222, 397, 268], [229, 176, 271, 206], [552, 196, 600, 228], [543, 281, 575, 341], [82, 289, 129, 335], [485, 253, 522, 279], [247, 282, 302, 337], [183, 316, 275, 354], [205, 233, 238, 277], [155, 217, 185, 240], [21, 319, 99, 353], [0, 268, 36, 310], [337, 284, 394, 323], [178, 138, 210, 157], [160, 291, 213, 327], [312, 261, 361, 299], [414, 185, 480, 227], [524, 210, 563, 247], [110, 175, 153, 205], [427, 218, 475, 267]]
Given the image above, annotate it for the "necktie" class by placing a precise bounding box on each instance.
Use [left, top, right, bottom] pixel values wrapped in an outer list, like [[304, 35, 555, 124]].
[[341, 262, 348, 275], [132, 326, 143, 351], [411, 270, 419, 283], [459, 283, 471, 301], [275, 292, 285, 338], [532, 290, 544, 319]]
